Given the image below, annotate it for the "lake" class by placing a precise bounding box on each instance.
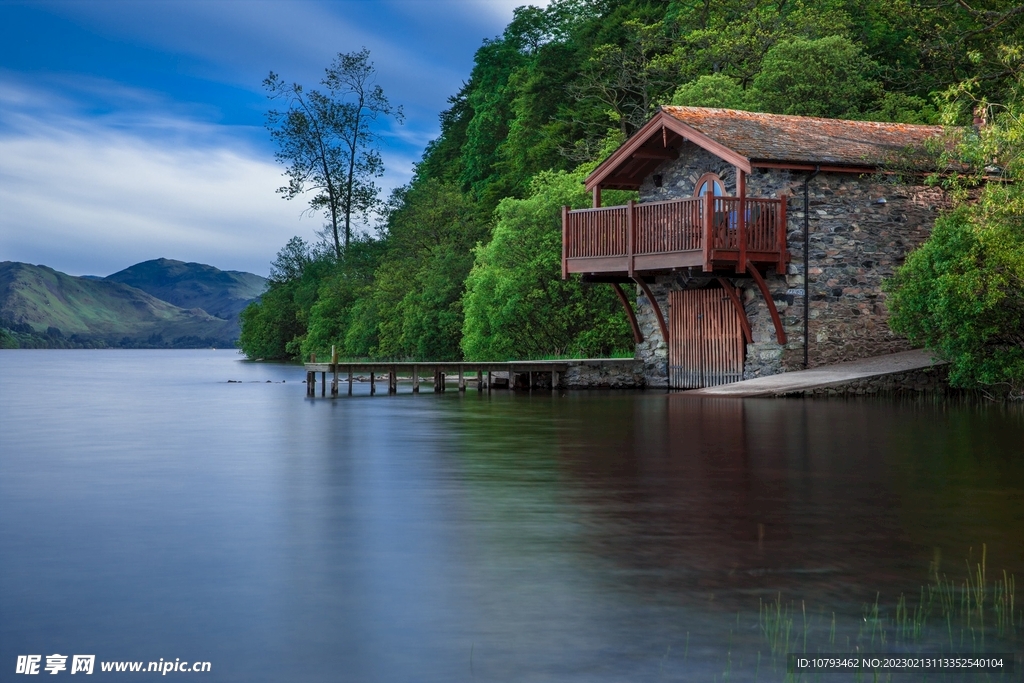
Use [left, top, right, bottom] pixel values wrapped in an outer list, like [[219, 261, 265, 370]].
[[1, 349, 1022, 681]]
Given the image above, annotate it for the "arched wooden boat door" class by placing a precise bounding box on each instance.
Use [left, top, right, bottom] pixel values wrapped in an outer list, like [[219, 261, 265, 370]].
[[669, 287, 746, 389]]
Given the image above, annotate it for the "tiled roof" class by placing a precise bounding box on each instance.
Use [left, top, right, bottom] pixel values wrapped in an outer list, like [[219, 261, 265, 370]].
[[661, 106, 944, 168]]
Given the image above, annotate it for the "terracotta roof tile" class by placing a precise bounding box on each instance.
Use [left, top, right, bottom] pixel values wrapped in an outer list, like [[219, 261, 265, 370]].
[[661, 106, 944, 168]]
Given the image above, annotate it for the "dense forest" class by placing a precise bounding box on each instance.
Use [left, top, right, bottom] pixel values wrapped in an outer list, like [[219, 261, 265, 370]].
[[238, 0, 1024, 364]]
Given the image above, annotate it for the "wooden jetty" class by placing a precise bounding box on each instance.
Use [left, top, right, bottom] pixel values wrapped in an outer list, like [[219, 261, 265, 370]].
[[303, 354, 572, 398]]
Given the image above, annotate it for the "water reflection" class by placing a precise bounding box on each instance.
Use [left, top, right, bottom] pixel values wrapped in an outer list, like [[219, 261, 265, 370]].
[[1, 351, 1022, 681]]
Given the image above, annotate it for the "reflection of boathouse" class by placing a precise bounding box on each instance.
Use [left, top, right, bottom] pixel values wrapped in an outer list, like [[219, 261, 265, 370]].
[[562, 107, 948, 389]]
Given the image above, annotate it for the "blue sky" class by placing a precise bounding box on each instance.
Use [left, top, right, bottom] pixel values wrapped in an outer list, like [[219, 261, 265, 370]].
[[0, 0, 539, 277]]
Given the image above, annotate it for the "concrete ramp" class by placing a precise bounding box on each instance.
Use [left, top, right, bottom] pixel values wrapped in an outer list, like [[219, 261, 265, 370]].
[[685, 349, 944, 397]]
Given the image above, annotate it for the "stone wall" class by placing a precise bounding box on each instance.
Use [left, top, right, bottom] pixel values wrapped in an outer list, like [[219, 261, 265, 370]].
[[559, 359, 646, 389], [632, 143, 950, 386], [784, 364, 950, 397]]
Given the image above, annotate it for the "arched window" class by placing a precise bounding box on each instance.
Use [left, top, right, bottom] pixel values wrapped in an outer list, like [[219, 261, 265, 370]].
[[694, 173, 726, 198]]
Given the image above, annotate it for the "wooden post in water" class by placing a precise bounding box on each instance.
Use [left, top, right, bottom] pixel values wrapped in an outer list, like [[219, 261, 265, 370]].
[[433, 368, 439, 393], [390, 366, 397, 394], [551, 370, 557, 391], [331, 346, 338, 397], [306, 371, 313, 396], [508, 369, 515, 391], [487, 371, 492, 393], [321, 372, 326, 397], [477, 369, 483, 392], [441, 373, 446, 392], [370, 371, 376, 395], [412, 365, 419, 393], [458, 366, 465, 392], [348, 367, 353, 395]]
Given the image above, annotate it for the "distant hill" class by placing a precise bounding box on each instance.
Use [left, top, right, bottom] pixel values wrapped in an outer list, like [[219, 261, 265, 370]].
[[105, 258, 266, 323], [0, 261, 239, 348]]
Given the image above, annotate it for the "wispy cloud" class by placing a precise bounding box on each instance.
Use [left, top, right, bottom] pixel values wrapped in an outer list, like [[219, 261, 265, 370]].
[[35, 0, 473, 113], [0, 78, 413, 277], [0, 0, 536, 276]]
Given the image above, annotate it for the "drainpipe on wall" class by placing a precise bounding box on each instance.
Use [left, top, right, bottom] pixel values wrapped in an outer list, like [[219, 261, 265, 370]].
[[803, 166, 820, 369]]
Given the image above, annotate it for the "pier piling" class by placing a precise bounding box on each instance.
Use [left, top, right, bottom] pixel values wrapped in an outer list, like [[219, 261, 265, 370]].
[[302, 360, 589, 399], [331, 346, 338, 397]]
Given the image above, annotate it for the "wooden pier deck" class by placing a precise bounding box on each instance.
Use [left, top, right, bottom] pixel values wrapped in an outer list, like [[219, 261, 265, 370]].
[[303, 360, 582, 397]]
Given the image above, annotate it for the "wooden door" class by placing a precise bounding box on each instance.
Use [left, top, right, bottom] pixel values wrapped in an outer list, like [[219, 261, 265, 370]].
[[669, 288, 745, 389]]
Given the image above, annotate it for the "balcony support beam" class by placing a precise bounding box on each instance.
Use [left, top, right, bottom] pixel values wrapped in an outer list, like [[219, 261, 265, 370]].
[[745, 260, 787, 345], [611, 283, 644, 344], [716, 278, 753, 344], [633, 275, 669, 346]]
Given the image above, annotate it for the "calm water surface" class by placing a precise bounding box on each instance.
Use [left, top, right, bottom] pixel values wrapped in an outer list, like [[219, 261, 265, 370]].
[[2, 349, 1023, 681]]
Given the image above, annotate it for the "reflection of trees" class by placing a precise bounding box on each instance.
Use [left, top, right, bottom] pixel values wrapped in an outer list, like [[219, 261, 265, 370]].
[[431, 394, 1024, 616], [550, 397, 1024, 612]]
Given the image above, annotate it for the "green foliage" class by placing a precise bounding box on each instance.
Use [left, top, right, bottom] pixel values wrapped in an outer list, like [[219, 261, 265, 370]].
[[368, 179, 487, 360], [670, 74, 748, 109], [887, 84, 1024, 398], [301, 236, 383, 359], [237, 238, 339, 360], [750, 36, 880, 118], [887, 206, 1024, 397], [243, 0, 1024, 366], [461, 169, 633, 360]]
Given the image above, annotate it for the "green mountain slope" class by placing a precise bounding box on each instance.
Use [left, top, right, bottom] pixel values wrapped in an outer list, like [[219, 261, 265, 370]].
[[105, 258, 266, 322], [0, 261, 237, 348]]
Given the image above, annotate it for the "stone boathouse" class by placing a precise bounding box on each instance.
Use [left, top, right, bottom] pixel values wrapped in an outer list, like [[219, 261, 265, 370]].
[[561, 106, 949, 389]]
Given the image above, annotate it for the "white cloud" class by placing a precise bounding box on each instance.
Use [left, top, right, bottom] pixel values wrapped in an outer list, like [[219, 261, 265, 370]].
[[34, 0, 471, 115], [0, 81, 414, 277], [459, 0, 551, 23]]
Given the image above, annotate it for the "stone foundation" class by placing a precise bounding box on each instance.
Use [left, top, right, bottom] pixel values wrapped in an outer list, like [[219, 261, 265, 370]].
[[633, 150, 950, 387], [783, 365, 951, 397], [560, 359, 646, 389]]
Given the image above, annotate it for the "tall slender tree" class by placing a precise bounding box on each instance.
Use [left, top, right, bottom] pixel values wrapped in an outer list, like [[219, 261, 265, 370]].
[[264, 49, 403, 259]]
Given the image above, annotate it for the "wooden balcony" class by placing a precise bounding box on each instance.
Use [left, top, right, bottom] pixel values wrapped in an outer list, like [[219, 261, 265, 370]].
[[561, 194, 788, 278]]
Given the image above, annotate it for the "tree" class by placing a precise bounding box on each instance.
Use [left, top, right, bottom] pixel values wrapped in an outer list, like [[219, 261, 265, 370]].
[[750, 36, 880, 118], [570, 19, 676, 139], [670, 74, 749, 109], [461, 167, 633, 361], [370, 179, 486, 360], [886, 83, 1024, 398], [237, 237, 336, 360], [264, 49, 403, 259]]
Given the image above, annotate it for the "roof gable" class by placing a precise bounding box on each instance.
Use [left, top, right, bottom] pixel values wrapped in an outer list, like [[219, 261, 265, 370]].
[[586, 107, 945, 191]]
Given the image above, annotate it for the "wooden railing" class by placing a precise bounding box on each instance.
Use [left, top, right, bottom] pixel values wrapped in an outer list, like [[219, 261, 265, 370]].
[[563, 205, 629, 258], [634, 198, 703, 254], [709, 197, 786, 252], [563, 194, 787, 274]]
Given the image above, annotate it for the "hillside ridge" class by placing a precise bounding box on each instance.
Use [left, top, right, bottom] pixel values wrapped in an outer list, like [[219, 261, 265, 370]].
[[0, 260, 262, 348]]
